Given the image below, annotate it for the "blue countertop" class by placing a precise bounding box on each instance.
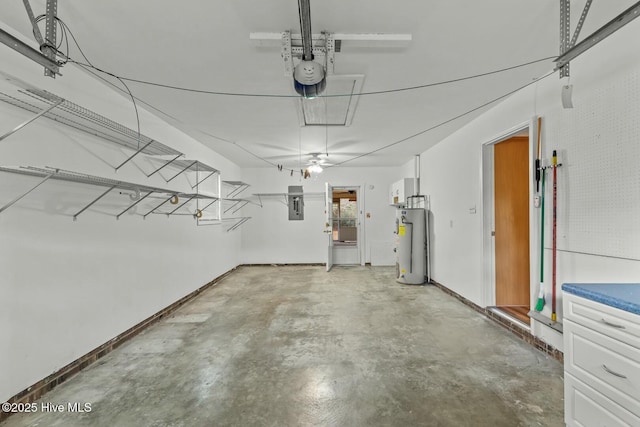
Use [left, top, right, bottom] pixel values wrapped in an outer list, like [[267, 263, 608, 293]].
[[562, 283, 640, 316]]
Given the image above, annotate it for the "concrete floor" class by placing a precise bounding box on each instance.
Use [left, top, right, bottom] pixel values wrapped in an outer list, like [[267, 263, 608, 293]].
[[1, 266, 565, 427]]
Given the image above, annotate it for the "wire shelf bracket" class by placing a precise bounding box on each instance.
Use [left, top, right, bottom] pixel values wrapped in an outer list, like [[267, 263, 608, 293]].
[[253, 192, 324, 207], [142, 195, 179, 220], [116, 191, 153, 220], [0, 171, 53, 213], [0, 71, 184, 170], [0, 99, 63, 142], [73, 184, 117, 221], [223, 181, 250, 198], [0, 166, 208, 221]]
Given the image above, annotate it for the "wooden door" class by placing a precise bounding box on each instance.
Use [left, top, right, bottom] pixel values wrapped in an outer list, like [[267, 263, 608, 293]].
[[494, 137, 530, 306]]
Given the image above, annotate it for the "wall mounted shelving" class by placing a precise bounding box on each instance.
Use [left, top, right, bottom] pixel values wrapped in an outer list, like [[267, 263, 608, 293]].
[[0, 71, 220, 186], [253, 191, 325, 207], [197, 216, 252, 232], [196, 180, 252, 231], [0, 166, 218, 221], [0, 71, 249, 231], [222, 180, 250, 198], [0, 72, 182, 171]]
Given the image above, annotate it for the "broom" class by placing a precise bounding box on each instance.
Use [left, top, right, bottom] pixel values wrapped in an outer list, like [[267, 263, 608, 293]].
[[535, 167, 546, 312], [535, 117, 545, 312]]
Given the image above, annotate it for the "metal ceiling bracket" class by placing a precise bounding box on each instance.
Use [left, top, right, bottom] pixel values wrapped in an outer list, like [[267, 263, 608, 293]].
[[555, 1, 640, 72], [282, 31, 293, 76], [0, 173, 52, 213], [166, 160, 197, 182], [570, 0, 593, 48], [23, 0, 45, 46], [323, 31, 335, 75], [0, 28, 60, 76], [115, 140, 154, 171], [559, 0, 571, 78], [281, 30, 334, 75], [43, 0, 58, 78], [0, 98, 63, 142], [73, 185, 117, 221], [146, 154, 183, 178], [116, 191, 153, 220]]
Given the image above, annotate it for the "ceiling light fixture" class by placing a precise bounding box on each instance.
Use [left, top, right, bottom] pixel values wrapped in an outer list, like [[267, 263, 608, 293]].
[[308, 163, 323, 174]]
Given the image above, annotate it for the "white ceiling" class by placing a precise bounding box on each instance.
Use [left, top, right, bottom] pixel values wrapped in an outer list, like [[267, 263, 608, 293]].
[[1, 1, 635, 169]]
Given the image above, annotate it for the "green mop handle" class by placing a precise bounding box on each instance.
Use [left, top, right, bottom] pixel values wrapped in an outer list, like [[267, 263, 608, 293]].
[[540, 168, 545, 282]]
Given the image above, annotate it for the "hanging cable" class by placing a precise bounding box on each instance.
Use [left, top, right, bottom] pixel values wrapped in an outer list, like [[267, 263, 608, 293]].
[[53, 23, 559, 171], [75, 57, 557, 172], [50, 17, 142, 148], [324, 94, 329, 157], [328, 70, 557, 168], [67, 56, 556, 98]]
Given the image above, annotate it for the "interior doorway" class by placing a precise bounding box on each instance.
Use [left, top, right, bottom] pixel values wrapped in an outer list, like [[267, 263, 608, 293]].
[[327, 186, 363, 266], [493, 135, 531, 324]]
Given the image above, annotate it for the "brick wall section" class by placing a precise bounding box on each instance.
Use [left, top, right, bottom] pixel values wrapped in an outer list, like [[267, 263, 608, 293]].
[[0, 267, 237, 424], [431, 280, 564, 363]]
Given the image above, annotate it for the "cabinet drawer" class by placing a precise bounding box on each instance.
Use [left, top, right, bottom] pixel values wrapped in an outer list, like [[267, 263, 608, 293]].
[[565, 372, 640, 427], [565, 319, 640, 416], [564, 293, 640, 347]]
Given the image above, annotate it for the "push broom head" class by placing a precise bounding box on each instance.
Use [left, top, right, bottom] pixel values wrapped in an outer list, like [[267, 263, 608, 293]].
[[535, 285, 545, 311]]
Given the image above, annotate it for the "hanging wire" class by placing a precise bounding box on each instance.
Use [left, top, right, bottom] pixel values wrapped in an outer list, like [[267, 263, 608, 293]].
[[324, 94, 329, 157], [299, 124, 303, 180], [45, 17, 143, 149], [328, 70, 557, 168], [47, 20, 560, 171], [67, 56, 557, 99], [75, 57, 558, 172]]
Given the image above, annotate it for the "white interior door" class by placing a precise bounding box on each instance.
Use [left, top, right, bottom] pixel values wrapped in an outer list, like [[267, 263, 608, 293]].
[[325, 182, 333, 272]]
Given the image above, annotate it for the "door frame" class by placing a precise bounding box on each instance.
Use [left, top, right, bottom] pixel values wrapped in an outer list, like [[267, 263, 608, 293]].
[[481, 118, 538, 316], [325, 182, 333, 271], [326, 184, 365, 267]]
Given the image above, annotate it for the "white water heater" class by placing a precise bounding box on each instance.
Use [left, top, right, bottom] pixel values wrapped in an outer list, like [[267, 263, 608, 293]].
[[395, 208, 427, 285]]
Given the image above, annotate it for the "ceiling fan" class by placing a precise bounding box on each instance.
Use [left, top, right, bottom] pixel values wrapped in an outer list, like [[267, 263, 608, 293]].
[[305, 152, 331, 174]]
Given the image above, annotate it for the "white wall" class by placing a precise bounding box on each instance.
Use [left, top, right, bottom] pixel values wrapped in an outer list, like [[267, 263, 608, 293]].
[[240, 166, 402, 265], [408, 20, 640, 350], [0, 27, 242, 401]]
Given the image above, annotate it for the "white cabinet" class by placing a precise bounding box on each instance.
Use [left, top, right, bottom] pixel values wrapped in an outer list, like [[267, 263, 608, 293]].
[[563, 292, 640, 426], [389, 178, 414, 206]]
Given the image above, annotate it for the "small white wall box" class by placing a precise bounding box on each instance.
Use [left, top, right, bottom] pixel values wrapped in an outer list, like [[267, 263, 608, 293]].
[[389, 179, 414, 206]]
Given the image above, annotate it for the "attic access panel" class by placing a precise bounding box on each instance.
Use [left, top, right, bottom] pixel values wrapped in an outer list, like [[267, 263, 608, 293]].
[[297, 74, 364, 126]]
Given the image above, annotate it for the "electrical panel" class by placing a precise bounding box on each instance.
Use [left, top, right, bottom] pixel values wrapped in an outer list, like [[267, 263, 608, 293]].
[[288, 185, 304, 220]]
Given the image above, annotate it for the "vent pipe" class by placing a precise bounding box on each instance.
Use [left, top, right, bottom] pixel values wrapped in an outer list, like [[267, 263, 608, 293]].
[[414, 154, 421, 196]]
